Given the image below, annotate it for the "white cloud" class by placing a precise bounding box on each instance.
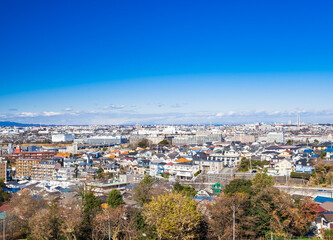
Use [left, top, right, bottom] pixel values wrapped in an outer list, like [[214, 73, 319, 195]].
[[103, 104, 126, 110], [42, 112, 62, 116], [2, 108, 333, 125], [17, 112, 39, 117]]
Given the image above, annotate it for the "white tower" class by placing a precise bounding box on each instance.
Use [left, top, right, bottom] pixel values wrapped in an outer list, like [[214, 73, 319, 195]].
[[297, 114, 300, 127]]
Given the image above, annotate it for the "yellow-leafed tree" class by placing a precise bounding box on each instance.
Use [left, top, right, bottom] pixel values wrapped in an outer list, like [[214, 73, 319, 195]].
[[142, 192, 201, 240]]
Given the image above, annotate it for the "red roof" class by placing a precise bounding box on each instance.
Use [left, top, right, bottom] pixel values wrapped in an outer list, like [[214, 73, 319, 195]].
[[166, 162, 174, 165], [0, 204, 10, 212], [316, 205, 326, 213]]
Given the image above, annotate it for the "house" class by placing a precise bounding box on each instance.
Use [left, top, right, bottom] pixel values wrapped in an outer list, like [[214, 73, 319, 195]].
[[196, 189, 210, 197], [149, 161, 166, 177], [295, 159, 314, 173], [320, 202, 333, 212], [138, 159, 150, 168], [275, 159, 293, 176], [54, 167, 75, 180], [207, 148, 241, 167], [103, 163, 120, 173], [212, 183, 224, 195], [172, 162, 200, 180], [316, 213, 333, 233]]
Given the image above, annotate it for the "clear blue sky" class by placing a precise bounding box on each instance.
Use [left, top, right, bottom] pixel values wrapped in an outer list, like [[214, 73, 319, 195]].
[[1, 0, 333, 124]]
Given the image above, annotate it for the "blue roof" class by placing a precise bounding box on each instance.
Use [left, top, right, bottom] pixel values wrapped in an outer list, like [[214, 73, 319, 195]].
[[314, 196, 333, 203], [194, 196, 214, 201], [325, 148, 333, 152], [4, 187, 21, 193], [304, 149, 313, 153]]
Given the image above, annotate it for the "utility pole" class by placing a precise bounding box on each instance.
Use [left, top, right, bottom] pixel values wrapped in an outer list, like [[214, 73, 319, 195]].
[[249, 157, 252, 172], [3, 218, 5, 240], [270, 218, 273, 240], [108, 214, 110, 240], [232, 206, 235, 240]]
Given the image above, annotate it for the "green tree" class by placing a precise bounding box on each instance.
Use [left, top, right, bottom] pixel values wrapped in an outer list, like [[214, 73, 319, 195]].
[[313, 139, 319, 145], [238, 158, 250, 172], [107, 189, 124, 208], [80, 190, 101, 240], [224, 178, 252, 195], [142, 192, 202, 240], [158, 140, 170, 145], [0, 178, 10, 204], [48, 200, 63, 239], [252, 172, 274, 189], [173, 182, 197, 197], [137, 138, 151, 148], [286, 139, 294, 145], [134, 175, 154, 207]]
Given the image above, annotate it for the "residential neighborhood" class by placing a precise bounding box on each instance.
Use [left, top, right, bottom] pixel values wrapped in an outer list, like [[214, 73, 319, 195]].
[[0, 122, 332, 239]]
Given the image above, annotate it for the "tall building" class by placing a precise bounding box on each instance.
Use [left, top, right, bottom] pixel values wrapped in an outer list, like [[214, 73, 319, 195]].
[[16, 159, 42, 179], [297, 114, 300, 127], [0, 161, 7, 182]]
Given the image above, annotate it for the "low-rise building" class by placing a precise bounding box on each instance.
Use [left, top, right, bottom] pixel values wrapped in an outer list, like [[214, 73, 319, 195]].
[[54, 167, 75, 180]]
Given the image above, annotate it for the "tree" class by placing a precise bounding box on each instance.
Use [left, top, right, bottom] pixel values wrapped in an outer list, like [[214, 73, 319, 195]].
[[142, 192, 202, 240], [29, 200, 63, 240], [286, 139, 294, 145], [60, 197, 83, 240], [0, 178, 10, 204], [47, 200, 63, 239], [92, 206, 127, 240], [158, 139, 170, 145], [313, 139, 319, 145], [224, 178, 252, 195], [208, 193, 250, 239], [29, 209, 52, 240], [74, 164, 79, 178], [97, 167, 104, 174], [252, 172, 274, 189], [80, 190, 102, 240], [173, 182, 197, 197], [107, 189, 124, 208], [8, 190, 47, 236], [134, 175, 154, 207], [137, 138, 151, 148]]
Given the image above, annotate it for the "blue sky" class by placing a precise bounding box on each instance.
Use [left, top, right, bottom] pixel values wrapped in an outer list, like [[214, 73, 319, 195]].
[[1, 0, 333, 124]]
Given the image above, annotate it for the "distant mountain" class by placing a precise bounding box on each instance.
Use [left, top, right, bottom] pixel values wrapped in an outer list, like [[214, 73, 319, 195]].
[[0, 121, 39, 127]]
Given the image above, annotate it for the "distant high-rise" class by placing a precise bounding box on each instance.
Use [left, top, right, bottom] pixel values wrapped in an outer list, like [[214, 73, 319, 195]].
[[297, 114, 300, 127]]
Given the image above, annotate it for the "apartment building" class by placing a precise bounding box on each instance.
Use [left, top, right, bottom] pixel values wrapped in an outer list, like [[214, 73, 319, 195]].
[[0, 161, 7, 182], [8, 151, 55, 162], [31, 160, 61, 180], [16, 158, 42, 179]]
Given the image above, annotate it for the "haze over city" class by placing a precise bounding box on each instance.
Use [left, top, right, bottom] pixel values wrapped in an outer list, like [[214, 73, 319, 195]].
[[1, 0, 333, 124]]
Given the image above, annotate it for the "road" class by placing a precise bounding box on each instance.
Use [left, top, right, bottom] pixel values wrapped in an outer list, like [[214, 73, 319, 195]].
[[276, 185, 333, 198]]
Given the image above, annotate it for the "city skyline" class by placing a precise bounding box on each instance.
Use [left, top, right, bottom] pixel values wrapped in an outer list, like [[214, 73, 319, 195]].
[[2, 1, 333, 124]]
